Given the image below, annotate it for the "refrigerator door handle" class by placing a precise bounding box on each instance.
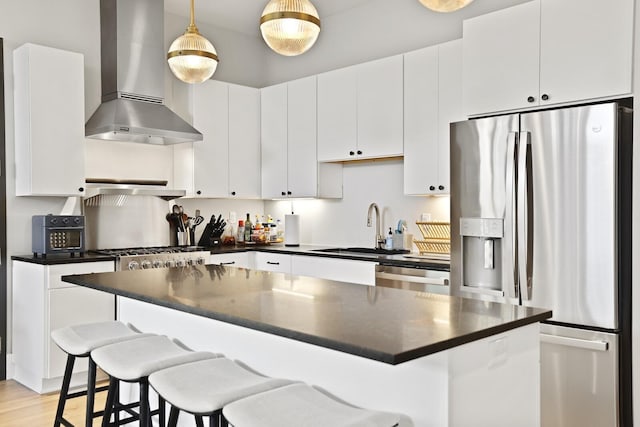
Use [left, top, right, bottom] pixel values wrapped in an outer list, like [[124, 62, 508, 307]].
[[540, 333, 609, 352], [505, 131, 518, 299], [517, 131, 533, 301]]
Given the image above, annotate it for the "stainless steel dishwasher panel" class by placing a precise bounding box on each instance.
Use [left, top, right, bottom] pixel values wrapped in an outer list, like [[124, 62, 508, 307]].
[[375, 265, 450, 295], [540, 323, 619, 427]]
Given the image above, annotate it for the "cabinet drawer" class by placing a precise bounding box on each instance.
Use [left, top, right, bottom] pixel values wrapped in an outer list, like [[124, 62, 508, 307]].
[[208, 252, 250, 269], [254, 252, 292, 274], [291, 255, 376, 286], [48, 261, 115, 289]]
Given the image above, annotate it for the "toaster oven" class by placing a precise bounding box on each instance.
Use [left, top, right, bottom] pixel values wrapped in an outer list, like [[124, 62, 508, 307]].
[[32, 215, 85, 257]]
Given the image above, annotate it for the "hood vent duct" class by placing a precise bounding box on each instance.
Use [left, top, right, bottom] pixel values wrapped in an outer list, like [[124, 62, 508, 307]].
[[85, 0, 202, 145]]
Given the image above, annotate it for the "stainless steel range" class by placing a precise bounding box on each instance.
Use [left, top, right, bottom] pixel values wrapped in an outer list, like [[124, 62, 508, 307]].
[[93, 247, 209, 271]]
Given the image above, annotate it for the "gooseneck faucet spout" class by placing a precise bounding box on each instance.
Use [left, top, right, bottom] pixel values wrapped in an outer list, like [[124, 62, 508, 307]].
[[367, 202, 383, 249]]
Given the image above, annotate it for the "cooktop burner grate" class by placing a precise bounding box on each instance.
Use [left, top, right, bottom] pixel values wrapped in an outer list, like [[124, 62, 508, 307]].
[[92, 246, 208, 257]]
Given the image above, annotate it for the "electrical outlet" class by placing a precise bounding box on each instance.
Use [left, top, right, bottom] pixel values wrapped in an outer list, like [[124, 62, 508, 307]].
[[229, 211, 237, 225]]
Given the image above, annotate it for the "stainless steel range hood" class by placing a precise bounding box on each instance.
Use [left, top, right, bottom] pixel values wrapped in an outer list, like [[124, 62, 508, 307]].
[[84, 179, 186, 202], [85, 0, 202, 145]]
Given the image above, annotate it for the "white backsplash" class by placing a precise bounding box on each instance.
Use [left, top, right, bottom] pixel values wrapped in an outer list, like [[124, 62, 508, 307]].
[[264, 159, 450, 249]]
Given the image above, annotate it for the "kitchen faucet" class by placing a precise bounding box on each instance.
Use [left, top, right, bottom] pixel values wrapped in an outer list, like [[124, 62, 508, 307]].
[[366, 202, 384, 249]]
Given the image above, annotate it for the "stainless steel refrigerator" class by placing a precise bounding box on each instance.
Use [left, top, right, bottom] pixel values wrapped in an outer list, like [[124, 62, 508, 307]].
[[449, 101, 632, 427]]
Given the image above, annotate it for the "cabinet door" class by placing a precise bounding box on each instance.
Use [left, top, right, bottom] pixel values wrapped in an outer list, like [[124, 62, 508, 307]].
[[229, 85, 261, 198], [192, 80, 230, 198], [287, 76, 318, 197], [261, 83, 288, 199], [403, 45, 439, 196], [539, 0, 633, 105], [462, 1, 541, 116], [357, 55, 404, 159], [254, 252, 292, 274], [14, 44, 86, 196], [317, 67, 357, 161], [437, 39, 464, 193]]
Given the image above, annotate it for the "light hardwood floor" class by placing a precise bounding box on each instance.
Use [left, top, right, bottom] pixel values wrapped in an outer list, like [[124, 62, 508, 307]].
[[0, 380, 107, 426]]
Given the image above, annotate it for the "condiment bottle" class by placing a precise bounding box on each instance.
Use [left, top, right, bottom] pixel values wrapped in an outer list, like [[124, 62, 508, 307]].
[[237, 220, 245, 243], [244, 213, 252, 242]]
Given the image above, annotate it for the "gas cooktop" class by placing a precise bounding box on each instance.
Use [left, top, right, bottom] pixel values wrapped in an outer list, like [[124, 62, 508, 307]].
[[91, 246, 211, 270], [91, 246, 208, 257]]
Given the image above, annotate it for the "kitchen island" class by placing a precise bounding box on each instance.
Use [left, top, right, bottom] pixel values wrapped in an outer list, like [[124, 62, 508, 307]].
[[63, 264, 551, 426]]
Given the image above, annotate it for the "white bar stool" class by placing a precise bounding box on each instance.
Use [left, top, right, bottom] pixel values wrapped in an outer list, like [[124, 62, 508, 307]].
[[223, 383, 412, 427], [148, 357, 295, 427], [91, 335, 220, 427], [51, 320, 155, 427]]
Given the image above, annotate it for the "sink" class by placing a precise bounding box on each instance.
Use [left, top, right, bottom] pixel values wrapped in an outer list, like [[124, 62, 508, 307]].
[[313, 247, 410, 255]]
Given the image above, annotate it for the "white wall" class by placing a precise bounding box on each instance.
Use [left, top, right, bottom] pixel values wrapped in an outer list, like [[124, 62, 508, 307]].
[[261, 0, 532, 85]]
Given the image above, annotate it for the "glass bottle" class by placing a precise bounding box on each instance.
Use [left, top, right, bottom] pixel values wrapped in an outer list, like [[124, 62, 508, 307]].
[[244, 213, 252, 243]]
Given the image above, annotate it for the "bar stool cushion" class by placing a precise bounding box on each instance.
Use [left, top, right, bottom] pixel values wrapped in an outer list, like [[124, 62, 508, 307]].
[[51, 321, 155, 356], [149, 358, 295, 415], [223, 383, 409, 427], [91, 335, 221, 381]]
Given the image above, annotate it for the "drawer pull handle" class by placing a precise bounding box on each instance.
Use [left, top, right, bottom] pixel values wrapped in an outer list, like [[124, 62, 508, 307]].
[[267, 261, 280, 265]]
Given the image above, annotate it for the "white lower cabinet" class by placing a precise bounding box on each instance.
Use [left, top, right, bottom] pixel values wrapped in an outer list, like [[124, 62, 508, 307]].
[[253, 252, 292, 274], [207, 252, 251, 269], [12, 260, 115, 393], [291, 255, 376, 286]]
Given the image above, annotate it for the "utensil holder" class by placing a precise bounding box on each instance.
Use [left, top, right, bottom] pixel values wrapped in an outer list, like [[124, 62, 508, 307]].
[[177, 231, 189, 246]]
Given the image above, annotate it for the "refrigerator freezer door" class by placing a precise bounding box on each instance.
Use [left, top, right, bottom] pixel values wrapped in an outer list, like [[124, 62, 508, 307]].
[[540, 324, 619, 427], [520, 103, 618, 329], [450, 115, 519, 302]]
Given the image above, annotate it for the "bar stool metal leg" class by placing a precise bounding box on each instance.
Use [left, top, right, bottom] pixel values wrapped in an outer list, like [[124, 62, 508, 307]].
[[54, 354, 76, 427], [101, 377, 118, 427]]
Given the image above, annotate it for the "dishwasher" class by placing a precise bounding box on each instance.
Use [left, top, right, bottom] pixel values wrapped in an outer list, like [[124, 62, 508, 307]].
[[375, 265, 450, 295]]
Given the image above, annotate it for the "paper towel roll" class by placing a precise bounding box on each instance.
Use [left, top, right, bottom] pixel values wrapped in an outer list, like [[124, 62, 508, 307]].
[[284, 214, 300, 247]]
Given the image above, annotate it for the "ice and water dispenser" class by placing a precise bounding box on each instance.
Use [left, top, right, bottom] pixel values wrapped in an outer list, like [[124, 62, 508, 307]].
[[459, 218, 504, 292]]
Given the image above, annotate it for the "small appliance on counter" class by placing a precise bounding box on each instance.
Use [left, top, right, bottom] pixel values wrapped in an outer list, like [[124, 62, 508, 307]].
[[32, 214, 85, 257]]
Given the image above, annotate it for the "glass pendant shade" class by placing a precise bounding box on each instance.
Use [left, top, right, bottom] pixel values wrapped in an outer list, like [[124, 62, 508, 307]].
[[419, 0, 475, 13], [260, 0, 321, 56], [167, 0, 219, 84]]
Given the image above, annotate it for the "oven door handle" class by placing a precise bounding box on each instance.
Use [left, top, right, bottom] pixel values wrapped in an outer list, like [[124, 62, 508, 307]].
[[540, 333, 609, 352]]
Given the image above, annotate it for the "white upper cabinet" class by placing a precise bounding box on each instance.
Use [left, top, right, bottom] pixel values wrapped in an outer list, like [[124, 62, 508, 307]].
[[228, 84, 261, 199], [538, 0, 633, 106], [177, 81, 261, 199], [191, 79, 229, 198], [261, 76, 342, 199], [356, 56, 404, 160], [317, 55, 403, 161], [404, 40, 463, 195], [463, 0, 633, 116], [14, 44, 86, 196], [462, 1, 540, 116], [261, 83, 288, 198], [317, 66, 357, 161]]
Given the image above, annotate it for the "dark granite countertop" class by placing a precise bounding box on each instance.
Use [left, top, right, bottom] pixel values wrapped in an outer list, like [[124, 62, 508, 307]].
[[13, 244, 449, 271], [62, 264, 550, 364], [11, 253, 116, 265], [212, 244, 451, 271]]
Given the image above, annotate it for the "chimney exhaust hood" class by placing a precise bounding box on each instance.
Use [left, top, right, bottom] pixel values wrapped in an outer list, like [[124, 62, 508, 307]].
[[85, 0, 202, 145]]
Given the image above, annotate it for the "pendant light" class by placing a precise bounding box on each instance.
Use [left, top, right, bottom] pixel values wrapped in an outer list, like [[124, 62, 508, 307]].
[[167, 0, 218, 83], [419, 0, 475, 13], [260, 0, 321, 56]]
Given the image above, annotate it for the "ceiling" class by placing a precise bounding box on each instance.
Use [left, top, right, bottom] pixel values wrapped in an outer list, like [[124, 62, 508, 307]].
[[164, 0, 372, 37]]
